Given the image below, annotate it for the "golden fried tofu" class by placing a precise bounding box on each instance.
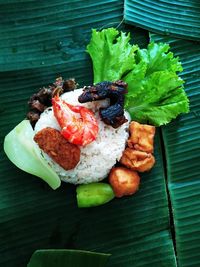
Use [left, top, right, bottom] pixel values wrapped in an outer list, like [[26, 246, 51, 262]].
[[120, 148, 155, 172], [109, 167, 140, 198], [127, 121, 156, 153], [34, 127, 80, 170]]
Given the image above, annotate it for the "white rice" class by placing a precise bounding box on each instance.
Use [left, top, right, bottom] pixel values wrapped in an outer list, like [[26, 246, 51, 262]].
[[35, 89, 130, 184]]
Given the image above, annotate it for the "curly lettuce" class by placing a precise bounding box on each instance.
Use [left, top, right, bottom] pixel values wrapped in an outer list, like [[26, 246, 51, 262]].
[[87, 28, 138, 83], [87, 28, 189, 126]]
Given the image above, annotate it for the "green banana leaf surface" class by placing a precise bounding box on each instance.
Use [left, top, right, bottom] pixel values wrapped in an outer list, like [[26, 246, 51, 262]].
[[124, 0, 200, 41], [0, 0, 199, 267], [150, 33, 200, 267], [27, 249, 111, 267]]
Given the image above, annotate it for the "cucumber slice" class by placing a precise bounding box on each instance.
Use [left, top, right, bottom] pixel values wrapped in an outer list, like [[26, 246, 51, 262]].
[[4, 120, 61, 189]]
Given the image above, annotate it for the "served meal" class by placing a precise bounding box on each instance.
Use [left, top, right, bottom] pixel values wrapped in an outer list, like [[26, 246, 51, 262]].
[[4, 28, 189, 207]]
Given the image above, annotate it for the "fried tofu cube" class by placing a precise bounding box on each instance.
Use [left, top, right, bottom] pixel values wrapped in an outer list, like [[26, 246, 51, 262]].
[[120, 148, 155, 172], [109, 167, 140, 198], [127, 121, 156, 153]]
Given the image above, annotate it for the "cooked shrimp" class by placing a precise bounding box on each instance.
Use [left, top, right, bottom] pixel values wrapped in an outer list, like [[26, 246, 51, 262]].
[[52, 95, 99, 146]]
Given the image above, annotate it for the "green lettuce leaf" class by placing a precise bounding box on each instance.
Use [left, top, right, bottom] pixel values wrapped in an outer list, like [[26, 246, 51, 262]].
[[124, 43, 189, 125], [87, 28, 189, 126], [136, 42, 183, 75], [4, 120, 61, 189], [126, 71, 188, 126], [87, 28, 138, 83]]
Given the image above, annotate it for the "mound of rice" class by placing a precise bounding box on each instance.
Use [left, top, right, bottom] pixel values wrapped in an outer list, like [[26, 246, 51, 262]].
[[35, 89, 130, 184]]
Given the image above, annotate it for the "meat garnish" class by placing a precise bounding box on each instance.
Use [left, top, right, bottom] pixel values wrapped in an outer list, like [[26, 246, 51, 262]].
[[78, 80, 128, 128], [128, 121, 155, 153], [27, 77, 77, 127], [62, 78, 77, 92], [26, 111, 40, 124], [109, 167, 140, 198], [34, 127, 80, 170], [120, 148, 155, 172]]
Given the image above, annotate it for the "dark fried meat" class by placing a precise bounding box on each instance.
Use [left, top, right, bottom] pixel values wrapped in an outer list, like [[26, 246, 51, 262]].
[[62, 78, 77, 92], [27, 77, 77, 127], [34, 127, 80, 171], [30, 100, 46, 112], [128, 121, 156, 153], [120, 148, 155, 172], [27, 111, 40, 124], [78, 81, 128, 128], [100, 104, 128, 129]]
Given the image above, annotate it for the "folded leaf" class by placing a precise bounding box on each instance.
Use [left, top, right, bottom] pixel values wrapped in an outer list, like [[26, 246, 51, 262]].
[[124, 0, 200, 41], [151, 32, 200, 267], [27, 249, 111, 267]]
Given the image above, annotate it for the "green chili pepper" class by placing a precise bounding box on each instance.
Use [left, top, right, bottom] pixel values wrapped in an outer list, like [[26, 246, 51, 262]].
[[76, 183, 115, 208]]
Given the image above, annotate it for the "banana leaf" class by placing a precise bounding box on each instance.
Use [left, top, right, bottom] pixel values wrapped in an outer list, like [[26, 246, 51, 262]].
[[27, 249, 110, 267], [150, 33, 200, 267], [0, 1, 178, 266], [124, 0, 200, 41]]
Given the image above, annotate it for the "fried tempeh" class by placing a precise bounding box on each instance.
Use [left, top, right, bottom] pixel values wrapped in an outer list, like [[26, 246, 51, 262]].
[[34, 127, 80, 170]]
